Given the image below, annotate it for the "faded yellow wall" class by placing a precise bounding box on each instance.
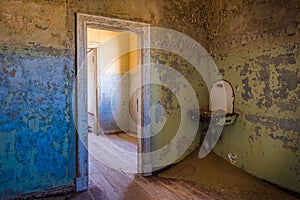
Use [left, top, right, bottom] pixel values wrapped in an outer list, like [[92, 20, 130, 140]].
[[87, 28, 131, 74], [87, 28, 119, 46], [0, 0, 210, 50]]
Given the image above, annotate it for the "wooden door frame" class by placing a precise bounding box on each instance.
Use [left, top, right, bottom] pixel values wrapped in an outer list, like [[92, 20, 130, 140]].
[[75, 13, 151, 191]]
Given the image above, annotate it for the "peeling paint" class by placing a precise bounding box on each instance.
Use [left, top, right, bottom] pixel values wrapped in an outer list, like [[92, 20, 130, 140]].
[[150, 51, 208, 166], [241, 77, 253, 101], [211, 0, 300, 192], [0, 46, 75, 198], [0, 0, 299, 197], [245, 114, 300, 133]]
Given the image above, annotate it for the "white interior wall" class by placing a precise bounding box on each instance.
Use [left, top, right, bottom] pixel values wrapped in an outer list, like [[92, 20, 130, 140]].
[[87, 49, 97, 114], [87, 28, 138, 133]]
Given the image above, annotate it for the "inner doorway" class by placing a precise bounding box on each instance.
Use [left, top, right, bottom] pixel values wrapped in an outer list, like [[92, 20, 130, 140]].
[[87, 27, 139, 180], [76, 13, 151, 191], [87, 28, 139, 136]]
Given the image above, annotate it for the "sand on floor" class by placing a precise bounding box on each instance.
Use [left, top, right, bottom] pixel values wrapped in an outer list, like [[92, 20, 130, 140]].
[[158, 148, 299, 200]]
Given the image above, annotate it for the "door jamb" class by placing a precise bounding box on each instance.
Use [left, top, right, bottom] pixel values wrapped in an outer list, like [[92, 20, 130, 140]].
[[75, 13, 151, 191]]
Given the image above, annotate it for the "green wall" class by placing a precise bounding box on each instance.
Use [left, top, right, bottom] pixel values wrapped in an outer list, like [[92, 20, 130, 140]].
[[150, 51, 208, 169], [205, 0, 300, 193], [213, 43, 300, 193]]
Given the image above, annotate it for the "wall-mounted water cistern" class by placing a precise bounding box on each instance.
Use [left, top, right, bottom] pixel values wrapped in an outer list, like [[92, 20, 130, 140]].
[[190, 79, 239, 126]]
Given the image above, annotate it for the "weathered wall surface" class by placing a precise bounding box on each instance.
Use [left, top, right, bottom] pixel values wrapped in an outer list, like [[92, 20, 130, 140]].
[[207, 0, 300, 193], [1, 0, 299, 197], [0, 0, 69, 49], [0, 0, 210, 197], [0, 46, 76, 197], [150, 51, 208, 169]]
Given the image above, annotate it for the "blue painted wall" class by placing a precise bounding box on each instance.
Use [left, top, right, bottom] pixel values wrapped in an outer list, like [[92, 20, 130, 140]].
[[0, 46, 76, 198]]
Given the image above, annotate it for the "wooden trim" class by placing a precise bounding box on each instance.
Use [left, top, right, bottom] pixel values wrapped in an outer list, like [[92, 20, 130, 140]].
[[140, 26, 152, 176], [76, 13, 151, 191], [76, 12, 89, 192]]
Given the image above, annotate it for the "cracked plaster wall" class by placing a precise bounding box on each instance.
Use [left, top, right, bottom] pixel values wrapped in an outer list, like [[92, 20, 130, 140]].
[[0, 46, 75, 198], [0, 0, 299, 197], [0, 0, 210, 197], [206, 0, 300, 193]]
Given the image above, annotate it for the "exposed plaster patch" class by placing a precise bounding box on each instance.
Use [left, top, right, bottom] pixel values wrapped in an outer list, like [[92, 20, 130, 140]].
[[241, 77, 253, 100], [239, 63, 251, 76], [9, 68, 16, 77], [245, 114, 300, 133], [277, 97, 299, 112], [277, 68, 300, 98], [218, 68, 225, 76]]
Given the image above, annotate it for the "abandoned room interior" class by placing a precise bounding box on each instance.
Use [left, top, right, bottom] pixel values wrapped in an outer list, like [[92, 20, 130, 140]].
[[0, 0, 299, 199]]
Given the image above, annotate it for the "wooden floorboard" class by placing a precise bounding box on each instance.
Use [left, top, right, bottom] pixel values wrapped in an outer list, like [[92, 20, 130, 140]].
[[85, 151, 226, 200], [70, 114, 226, 200]]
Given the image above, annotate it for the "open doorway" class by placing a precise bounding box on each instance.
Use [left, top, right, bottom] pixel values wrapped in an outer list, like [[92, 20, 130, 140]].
[[87, 27, 140, 187], [76, 13, 150, 191], [87, 28, 139, 135]]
